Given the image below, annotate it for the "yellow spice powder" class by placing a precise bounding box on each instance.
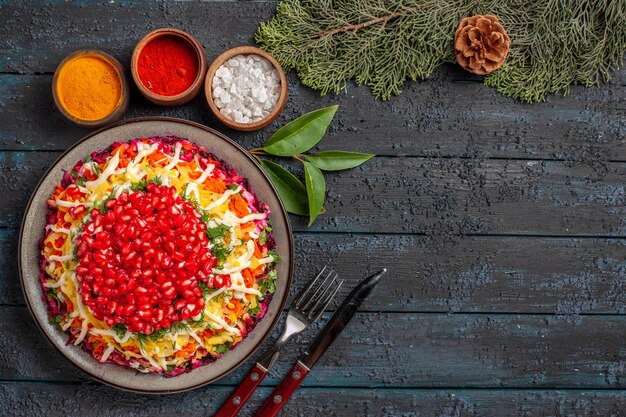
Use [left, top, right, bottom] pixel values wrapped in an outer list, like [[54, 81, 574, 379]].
[[56, 55, 122, 121]]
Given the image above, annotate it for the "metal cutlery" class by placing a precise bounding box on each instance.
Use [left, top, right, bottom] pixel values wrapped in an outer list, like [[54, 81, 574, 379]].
[[254, 269, 387, 417], [214, 266, 343, 417]]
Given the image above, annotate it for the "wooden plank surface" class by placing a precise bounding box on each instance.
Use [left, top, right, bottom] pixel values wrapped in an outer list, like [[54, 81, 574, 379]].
[[1, 67, 624, 160], [4, 229, 625, 314], [2, 307, 624, 388], [1, 152, 624, 236], [1, 0, 625, 415], [1, 383, 625, 417]]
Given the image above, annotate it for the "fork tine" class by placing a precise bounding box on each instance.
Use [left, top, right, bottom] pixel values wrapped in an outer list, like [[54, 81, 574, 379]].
[[304, 274, 336, 317], [300, 269, 334, 312], [295, 266, 327, 308], [308, 278, 343, 321]]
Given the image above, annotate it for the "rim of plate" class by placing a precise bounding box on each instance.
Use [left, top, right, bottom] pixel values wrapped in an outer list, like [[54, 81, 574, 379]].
[[18, 117, 294, 394]]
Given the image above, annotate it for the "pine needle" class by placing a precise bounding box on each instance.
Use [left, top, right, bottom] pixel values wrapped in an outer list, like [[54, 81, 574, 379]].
[[256, 0, 626, 102]]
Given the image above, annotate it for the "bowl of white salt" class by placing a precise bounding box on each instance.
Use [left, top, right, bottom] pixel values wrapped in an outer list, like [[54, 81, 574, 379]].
[[204, 46, 287, 131]]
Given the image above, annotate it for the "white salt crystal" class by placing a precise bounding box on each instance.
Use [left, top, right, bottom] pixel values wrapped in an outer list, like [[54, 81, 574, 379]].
[[215, 66, 228, 78], [211, 53, 281, 124]]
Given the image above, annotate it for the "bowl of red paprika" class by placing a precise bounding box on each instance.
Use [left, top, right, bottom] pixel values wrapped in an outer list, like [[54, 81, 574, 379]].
[[131, 28, 208, 106]]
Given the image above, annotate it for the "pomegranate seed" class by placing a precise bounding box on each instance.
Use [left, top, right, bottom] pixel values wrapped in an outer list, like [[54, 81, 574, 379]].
[[74, 185, 216, 334], [163, 287, 176, 299]]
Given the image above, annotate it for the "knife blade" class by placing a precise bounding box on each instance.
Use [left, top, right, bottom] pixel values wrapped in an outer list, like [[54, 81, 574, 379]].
[[254, 269, 387, 417]]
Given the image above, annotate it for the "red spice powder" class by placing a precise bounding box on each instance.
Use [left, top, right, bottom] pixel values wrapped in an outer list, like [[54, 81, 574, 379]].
[[137, 35, 199, 96]]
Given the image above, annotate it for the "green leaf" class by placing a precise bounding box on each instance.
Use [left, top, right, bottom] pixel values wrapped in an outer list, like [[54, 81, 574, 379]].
[[303, 161, 325, 226], [262, 105, 338, 156], [259, 160, 308, 216], [305, 151, 375, 171]]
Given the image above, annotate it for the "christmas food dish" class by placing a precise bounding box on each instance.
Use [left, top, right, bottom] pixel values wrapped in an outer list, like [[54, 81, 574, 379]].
[[39, 135, 278, 375]]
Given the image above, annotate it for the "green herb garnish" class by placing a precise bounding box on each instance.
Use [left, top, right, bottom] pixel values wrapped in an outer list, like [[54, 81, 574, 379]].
[[212, 243, 232, 262], [206, 223, 230, 240], [268, 250, 280, 264], [130, 177, 162, 193], [111, 323, 128, 339], [214, 343, 231, 354], [258, 269, 277, 295], [259, 226, 272, 245], [198, 281, 211, 298], [93, 187, 116, 213]]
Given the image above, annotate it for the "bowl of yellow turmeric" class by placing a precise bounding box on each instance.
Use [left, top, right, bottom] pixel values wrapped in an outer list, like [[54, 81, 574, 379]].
[[53, 50, 130, 128]]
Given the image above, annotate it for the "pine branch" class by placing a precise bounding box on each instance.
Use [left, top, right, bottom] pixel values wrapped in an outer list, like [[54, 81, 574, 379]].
[[317, 4, 421, 39], [256, 0, 626, 102]]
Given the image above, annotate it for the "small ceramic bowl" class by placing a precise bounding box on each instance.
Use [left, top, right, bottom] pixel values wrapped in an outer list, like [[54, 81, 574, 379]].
[[131, 28, 208, 106], [205, 46, 288, 131], [52, 50, 129, 128]]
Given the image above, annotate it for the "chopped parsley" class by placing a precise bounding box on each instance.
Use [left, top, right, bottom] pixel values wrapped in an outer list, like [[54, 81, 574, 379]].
[[180, 186, 212, 223], [206, 223, 230, 240], [198, 281, 211, 297], [136, 321, 189, 343], [214, 343, 231, 354], [212, 242, 232, 262], [258, 269, 277, 295], [46, 288, 62, 310], [228, 183, 239, 191], [130, 176, 162, 192], [248, 306, 261, 317], [93, 188, 117, 213], [93, 163, 101, 175], [170, 322, 188, 333], [70, 169, 79, 179], [259, 226, 272, 245], [48, 314, 63, 326], [75, 177, 86, 187], [268, 250, 280, 264], [111, 323, 128, 339]]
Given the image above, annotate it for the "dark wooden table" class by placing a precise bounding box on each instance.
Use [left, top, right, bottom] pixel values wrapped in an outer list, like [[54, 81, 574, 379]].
[[1, 1, 625, 416]]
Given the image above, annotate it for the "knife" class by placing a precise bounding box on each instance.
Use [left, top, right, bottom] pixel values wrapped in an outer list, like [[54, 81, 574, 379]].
[[253, 268, 387, 417]]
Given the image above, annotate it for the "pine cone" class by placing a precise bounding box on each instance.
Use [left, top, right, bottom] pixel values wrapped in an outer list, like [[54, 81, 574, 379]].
[[454, 15, 511, 75]]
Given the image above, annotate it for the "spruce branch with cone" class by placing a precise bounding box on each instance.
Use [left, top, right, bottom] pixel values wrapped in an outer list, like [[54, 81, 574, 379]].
[[454, 15, 511, 75]]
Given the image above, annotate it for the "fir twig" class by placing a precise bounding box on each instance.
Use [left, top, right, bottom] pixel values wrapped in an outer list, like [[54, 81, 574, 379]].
[[256, 0, 626, 102], [317, 4, 421, 39]]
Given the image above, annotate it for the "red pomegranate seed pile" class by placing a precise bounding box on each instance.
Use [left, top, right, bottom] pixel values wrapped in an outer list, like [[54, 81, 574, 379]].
[[74, 183, 223, 334]]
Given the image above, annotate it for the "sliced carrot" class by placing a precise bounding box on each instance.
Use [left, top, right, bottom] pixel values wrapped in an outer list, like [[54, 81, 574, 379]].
[[147, 150, 167, 167], [253, 241, 266, 259], [242, 268, 255, 287], [228, 194, 250, 217], [203, 177, 226, 194]]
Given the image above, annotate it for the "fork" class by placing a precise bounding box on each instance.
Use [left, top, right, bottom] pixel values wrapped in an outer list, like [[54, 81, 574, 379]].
[[214, 267, 343, 417]]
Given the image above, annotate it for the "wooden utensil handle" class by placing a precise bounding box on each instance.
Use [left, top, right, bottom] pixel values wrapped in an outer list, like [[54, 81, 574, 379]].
[[214, 362, 268, 417], [254, 361, 310, 417]]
